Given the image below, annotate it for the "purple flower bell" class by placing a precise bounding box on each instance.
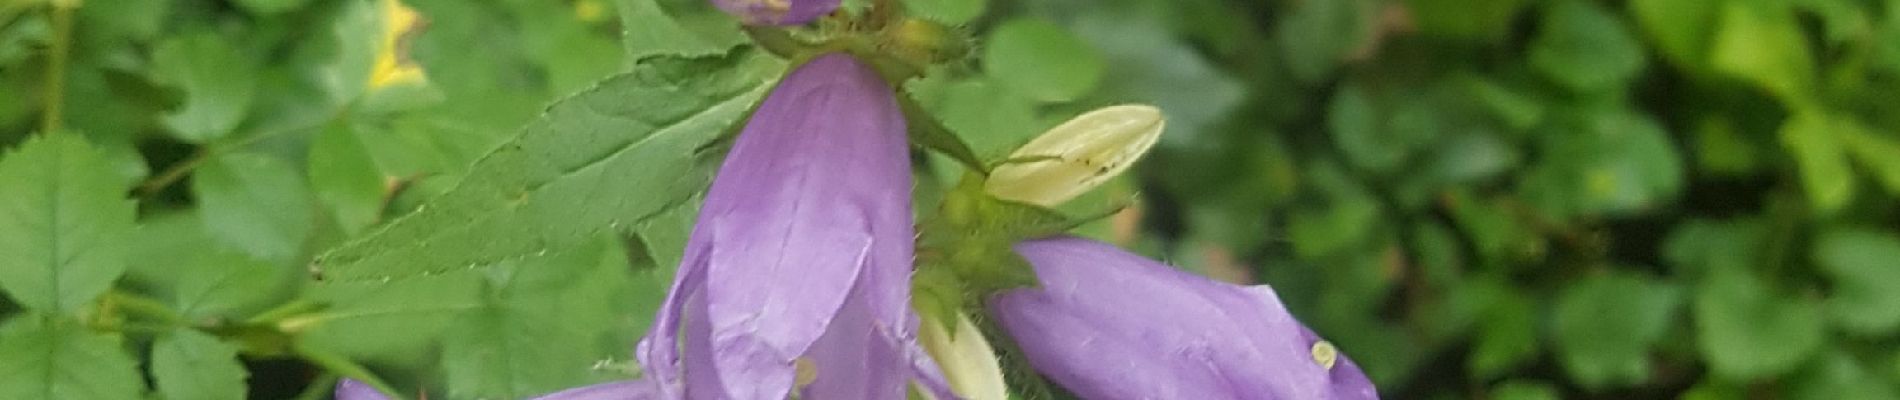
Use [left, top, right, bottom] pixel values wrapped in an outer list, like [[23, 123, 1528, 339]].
[[710, 0, 838, 26], [633, 52, 948, 399], [990, 237, 1380, 400]]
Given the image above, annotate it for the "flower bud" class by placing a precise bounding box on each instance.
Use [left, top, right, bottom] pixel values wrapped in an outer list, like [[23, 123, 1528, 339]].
[[917, 313, 1008, 400], [709, 0, 838, 26], [984, 105, 1164, 206]]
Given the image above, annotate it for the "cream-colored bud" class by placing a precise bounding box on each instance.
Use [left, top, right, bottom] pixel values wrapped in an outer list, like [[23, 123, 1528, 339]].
[[985, 105, 1165, 206], [918, 313, 1009, 400]]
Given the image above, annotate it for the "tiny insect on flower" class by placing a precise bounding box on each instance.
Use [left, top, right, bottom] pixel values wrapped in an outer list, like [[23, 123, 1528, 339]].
[[985, 105, 1165, 207]]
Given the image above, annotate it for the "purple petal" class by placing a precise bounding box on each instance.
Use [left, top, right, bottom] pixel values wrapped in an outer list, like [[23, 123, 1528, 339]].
[[991, 237, 1381, 399], [708, 0, 838, 26], [333, 379, 387, 400], [797, 289, 908, 398], [530, 380, 661, 400], [637, 53, 922, 399]]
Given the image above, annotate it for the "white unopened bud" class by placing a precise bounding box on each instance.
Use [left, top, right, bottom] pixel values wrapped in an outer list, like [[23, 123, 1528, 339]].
[[985, 105, 1165, 206], [918, 313, 1009, 400]]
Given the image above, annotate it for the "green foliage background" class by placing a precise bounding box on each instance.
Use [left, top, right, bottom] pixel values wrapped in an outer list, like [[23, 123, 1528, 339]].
[[1, 0, 1899, 398]]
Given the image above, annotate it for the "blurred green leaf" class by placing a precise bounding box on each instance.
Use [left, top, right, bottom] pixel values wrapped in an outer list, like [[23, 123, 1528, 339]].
[[1785, 350, 1900, 400], [1277, 0, 1371, 84], [1529, 0, 1645, 92], [1070, 6, 1243, 145], [1406, 0, 1524, 42], [1832, 123, 1900, 196], [314, 52, 781, 282], [1710, 1, 1814, 101], [0, 134, 134, 314], [299, 270, 483, 363], [309, 123, 387, 235], [0, 316, 144, 400], [1469, 285, 1538, 379], [441, 236, 640, 399], [79, 0, 170, 42], [1629, 0, 1721, 69], [1663, 218, 1769, 278], [1552, 271, 1679, 389], [193, 152, 315, 264], [906, 75, 1042, 160], [1490, 381, 1561, 400], [614, 0, 749, 62], [904, 0, 985, 24], [151, 32, 257, 143], [1780, 111, 1856, 215], [983, 18, 1106, 102], [1813, 228, 1900, 335], [152, 329, 248, 400], [1695, 268, 1825, 380], [233, 0, 311, 15]]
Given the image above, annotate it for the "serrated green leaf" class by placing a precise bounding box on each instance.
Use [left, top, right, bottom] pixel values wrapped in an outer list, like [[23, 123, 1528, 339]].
[[441, 236, 639, 399], [1529, 0, 1646, 93], [983, 18, 1105, 102], [1711, 1, 1814, 101], [310, 123, 387, 235], [1781, 111, 1856, 215], [314, 51, 781, 282], [614, 0, 748, 62], [1552, 272, 1679, 389], [193, 152, 316, 264], [0, 134, 134, 314], [152, 329, 248, 400], [0, 316, 144, 400], [1696, 268, 1825, 380], [1814, 228, 1900, 335], [151, 32, 257, 143]]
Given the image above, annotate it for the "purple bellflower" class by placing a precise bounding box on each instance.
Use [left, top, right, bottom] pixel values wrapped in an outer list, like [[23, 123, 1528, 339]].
[[710, 0, 838, 26], [634, 52, 950, 399], [990, 237, 1380, 400], [337, 53, 948, 400]]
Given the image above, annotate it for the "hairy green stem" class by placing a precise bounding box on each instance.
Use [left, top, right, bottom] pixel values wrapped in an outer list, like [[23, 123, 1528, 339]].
[[39, 0, 76, 134]]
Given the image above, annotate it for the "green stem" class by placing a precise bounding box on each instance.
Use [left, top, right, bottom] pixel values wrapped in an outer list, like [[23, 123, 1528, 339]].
[[244, 299, 324, 325], [39, 0, 76, 134], [103, 290, 186, 325]]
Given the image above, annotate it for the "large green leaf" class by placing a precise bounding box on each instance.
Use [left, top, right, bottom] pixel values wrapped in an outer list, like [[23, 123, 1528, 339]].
[[1529, 0, 1646, 92], [309, 122, 387, 235], [0, 316, 144, 400], [313, 51, 781, 282], [1551, 271, 1679, 389], [441, 236, 645, 399], [1695, 268, 1825, 380], [1813, 228, 1900, 335], [1710, 1, 1814, 101], [151, 329, 248, 400], [0, 134, 135, 314], [151, 31, 257, 144], [1629, 0, 1722, 69]]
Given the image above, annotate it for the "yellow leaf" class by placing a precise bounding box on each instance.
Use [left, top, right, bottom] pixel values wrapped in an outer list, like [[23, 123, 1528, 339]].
[[368, 0, 426, 91]]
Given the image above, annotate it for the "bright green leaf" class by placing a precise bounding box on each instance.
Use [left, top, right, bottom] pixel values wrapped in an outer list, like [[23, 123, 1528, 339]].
[[1780, 111, 1856, 215], [310, 123, 387, 235], [1710, 1, 1814, 101], [0, 316, 144, 400], [152, 329, 248, 400], [314, 52, 781, 282], [193, 152, 315, 264], [1832, 123, 1900, 196], [0, 134, 134, 314], [1629, 0, 1722, 69], [905, 75, 1042, 160], [1552, 272, 1679, 389], [1529, 0, 1646, 92], [983, 18, 1106, 102], [1695, 268, 1825, 380], [613, 0, 748, 62], [1813, 228, 1900, 335], [151, 32, 257, 143]]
